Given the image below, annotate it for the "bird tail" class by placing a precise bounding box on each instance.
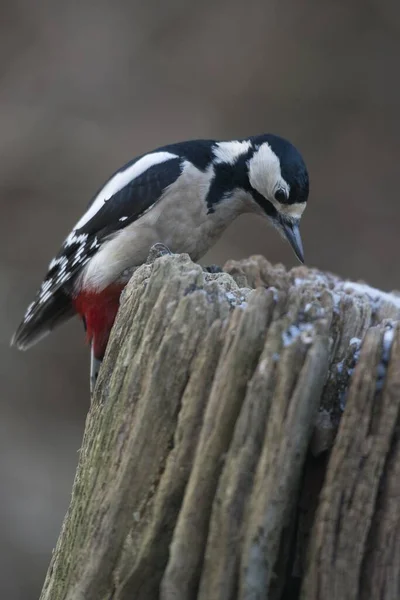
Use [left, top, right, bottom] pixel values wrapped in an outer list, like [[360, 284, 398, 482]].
[[11, 288, 74, 350]]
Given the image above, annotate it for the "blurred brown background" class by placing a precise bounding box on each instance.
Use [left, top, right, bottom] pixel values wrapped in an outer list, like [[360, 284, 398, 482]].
[[1, 0, 399, 597]]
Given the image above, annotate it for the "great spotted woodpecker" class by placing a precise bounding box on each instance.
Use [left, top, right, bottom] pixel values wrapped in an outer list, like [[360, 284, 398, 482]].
[[11, 134, 309, 391]]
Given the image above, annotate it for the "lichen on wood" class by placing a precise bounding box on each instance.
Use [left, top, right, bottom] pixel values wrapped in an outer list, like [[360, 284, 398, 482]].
[[39, 250, 400, 600]]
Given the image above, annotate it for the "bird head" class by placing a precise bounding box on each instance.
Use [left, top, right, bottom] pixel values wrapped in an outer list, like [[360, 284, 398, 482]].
[[246, 134, 309, 263]]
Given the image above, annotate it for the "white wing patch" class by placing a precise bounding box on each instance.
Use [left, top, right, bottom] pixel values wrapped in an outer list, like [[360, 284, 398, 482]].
[[212, 140, 251, 165], [65, 232, 88, 247], [74, 151, 178, 230]]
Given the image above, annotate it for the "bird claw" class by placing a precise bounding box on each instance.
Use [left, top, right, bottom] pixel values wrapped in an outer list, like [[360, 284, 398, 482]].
[[146, 243, 173, 263], [203, 264, 223, 274]]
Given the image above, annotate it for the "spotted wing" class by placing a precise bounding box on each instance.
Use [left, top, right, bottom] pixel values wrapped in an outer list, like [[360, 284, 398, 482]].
[[11, 153, 182, 349]]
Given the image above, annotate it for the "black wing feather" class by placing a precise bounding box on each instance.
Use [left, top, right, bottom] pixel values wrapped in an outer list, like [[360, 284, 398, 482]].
[[12, 155, 183, 349], [77, 157, 182, 239]]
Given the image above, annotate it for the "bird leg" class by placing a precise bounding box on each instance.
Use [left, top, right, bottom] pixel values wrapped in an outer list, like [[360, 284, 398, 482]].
[[90, 343, 102, 397]]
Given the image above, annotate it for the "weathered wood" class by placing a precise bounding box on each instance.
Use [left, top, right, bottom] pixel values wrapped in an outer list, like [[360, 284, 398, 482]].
[[39, 252, 400, 600], [302, 324, 400, 600]]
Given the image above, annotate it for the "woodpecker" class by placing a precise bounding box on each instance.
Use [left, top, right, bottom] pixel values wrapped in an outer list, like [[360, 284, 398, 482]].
[[11, 134, 309, 391]]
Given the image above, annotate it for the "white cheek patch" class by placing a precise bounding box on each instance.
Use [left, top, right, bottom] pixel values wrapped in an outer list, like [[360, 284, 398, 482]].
[[74, 151, 178, 230], [272, 201, 306, 219], [248, 143, 281, 197], [248, 143, 306, 220]]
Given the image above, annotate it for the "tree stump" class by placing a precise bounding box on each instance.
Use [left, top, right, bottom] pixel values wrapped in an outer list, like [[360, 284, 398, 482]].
[[39, 251, 400, 600]]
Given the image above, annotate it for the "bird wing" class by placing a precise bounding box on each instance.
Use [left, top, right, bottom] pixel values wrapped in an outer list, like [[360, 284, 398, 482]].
[[12, 151, 182, 349]]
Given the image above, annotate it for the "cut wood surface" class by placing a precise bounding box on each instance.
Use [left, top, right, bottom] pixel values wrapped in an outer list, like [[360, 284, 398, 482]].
[[39, 250, 400, 600]]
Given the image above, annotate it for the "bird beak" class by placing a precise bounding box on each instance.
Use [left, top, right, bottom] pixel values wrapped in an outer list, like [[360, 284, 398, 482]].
[[280, 219, 305, 263]]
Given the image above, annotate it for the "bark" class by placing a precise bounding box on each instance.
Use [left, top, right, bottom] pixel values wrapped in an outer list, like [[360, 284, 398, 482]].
[[39, 251, 400, 600]]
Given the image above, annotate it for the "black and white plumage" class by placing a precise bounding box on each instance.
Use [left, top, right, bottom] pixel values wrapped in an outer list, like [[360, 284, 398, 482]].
[[12, 134, 310, 375]]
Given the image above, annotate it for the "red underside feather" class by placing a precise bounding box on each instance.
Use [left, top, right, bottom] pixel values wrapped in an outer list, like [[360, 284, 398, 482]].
[[72, 284, 125, 360]]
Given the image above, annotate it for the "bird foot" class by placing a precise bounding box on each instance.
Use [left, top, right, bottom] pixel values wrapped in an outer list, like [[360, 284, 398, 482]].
[[146, 243, 173, 263], [203, 264, 223, 274]]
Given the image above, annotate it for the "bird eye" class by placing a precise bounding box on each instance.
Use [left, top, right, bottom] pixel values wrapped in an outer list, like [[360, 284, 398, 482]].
[[274, 189, 287, 203]]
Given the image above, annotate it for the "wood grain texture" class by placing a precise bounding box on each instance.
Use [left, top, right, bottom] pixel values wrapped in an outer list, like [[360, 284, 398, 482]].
[[39, 252, 400, 600]]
